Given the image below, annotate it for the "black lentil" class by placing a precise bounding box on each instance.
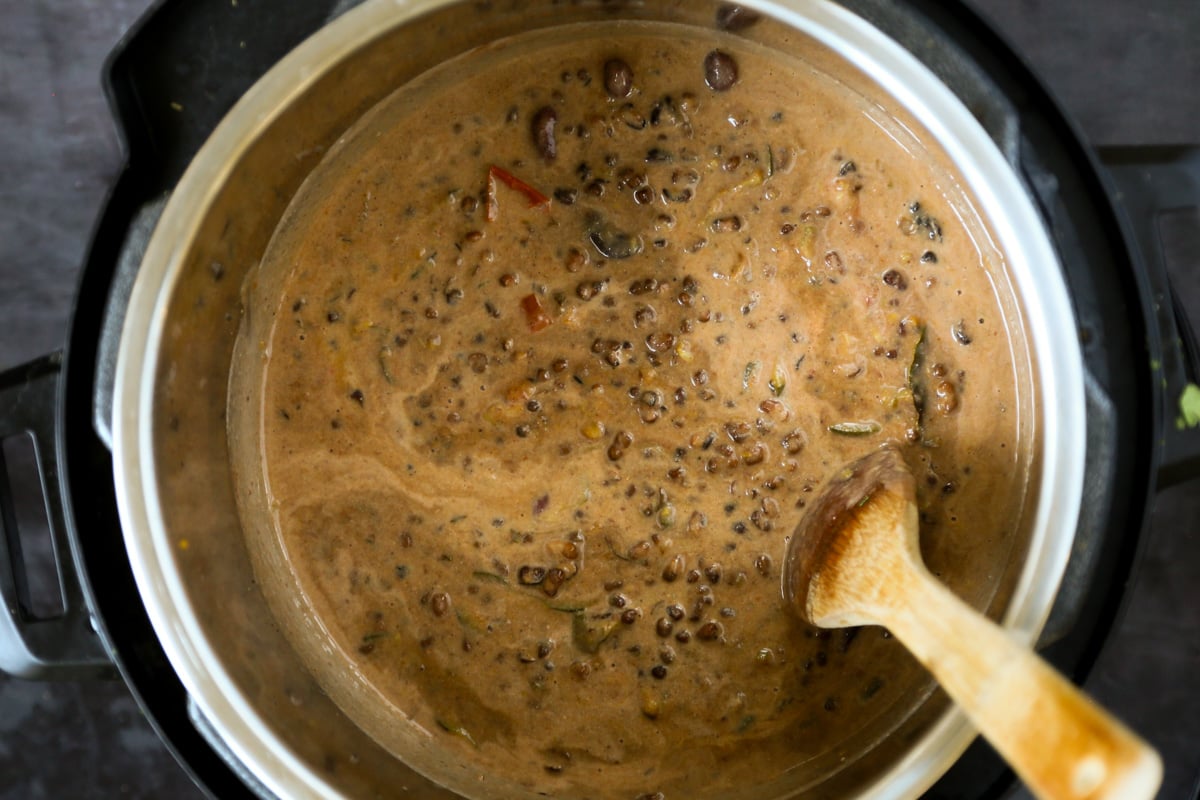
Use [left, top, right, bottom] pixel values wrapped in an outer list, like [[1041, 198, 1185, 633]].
[[703, 50, 739, 92], [603, 58, 634, 99]]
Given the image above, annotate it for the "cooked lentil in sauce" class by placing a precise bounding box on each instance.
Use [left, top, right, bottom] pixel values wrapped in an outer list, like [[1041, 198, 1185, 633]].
[[235, 21, 1030, 800]]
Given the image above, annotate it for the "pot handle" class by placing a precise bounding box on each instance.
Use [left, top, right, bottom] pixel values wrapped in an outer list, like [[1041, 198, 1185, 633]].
[[1099, 146, 1200, 488], [0, 353, 114, 679]]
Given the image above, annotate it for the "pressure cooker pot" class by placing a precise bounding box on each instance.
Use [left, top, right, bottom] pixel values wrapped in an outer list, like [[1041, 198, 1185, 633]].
[[3, 1, 1197, 799]]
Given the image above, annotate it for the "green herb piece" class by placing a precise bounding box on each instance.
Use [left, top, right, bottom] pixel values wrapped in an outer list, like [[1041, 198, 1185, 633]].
[[378, 344, 396, 384], [1179, 382, 1200, 429], [455, 609, 487, 633], [546, 601, 588, 614], [829, 421, 881, 436], [360, 631, 389, 643], [572, 612, 619, 654], [862, 676, 885, 700], [606, 536, 634, 561], [436, 719, 477, 747], [743, 360, 761, 391], [471, 570, 508, 585]]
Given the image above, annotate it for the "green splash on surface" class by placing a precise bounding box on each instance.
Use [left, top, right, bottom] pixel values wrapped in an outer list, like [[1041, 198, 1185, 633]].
[[1178, 383, 1200, 430]]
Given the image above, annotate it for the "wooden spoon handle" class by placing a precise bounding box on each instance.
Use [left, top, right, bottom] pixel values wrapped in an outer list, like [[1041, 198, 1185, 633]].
[[884, 568, 1162, 800]]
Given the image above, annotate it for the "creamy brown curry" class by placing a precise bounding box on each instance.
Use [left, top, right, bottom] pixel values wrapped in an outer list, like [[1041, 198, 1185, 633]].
[[232, 21, 1030, 800]]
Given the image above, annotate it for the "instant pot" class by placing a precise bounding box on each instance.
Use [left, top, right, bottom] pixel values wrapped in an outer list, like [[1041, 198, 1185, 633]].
[[1, 0, 1197, 797]]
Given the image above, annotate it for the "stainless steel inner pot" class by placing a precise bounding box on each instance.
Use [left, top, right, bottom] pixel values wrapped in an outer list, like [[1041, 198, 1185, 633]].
[[110, 1, 1086, 797]]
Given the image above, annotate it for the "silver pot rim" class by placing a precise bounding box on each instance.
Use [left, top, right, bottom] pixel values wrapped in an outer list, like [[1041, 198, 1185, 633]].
[[111, 1, 1086, 797]]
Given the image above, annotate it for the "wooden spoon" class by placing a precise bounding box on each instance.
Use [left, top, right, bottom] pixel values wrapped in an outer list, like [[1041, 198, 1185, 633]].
[[782, 443, 1162, 800]]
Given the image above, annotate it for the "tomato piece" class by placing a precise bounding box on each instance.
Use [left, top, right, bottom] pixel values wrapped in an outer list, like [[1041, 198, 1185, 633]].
[[520, 293, 552, 332]]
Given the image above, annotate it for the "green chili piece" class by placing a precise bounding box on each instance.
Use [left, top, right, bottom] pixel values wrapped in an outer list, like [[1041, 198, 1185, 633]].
[[828, 421, 881, 436], [769, 364, 787, 397], [904, 325, 927, 387], [905, 324, 928, 433], [1179, 382, 1200, 429]]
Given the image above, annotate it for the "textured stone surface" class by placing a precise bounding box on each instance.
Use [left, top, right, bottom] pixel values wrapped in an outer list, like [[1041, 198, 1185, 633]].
[[0, 1, 1196, 798]]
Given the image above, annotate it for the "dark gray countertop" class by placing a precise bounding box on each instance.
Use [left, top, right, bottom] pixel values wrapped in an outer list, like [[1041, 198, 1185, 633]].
[[1, 0, 1197, 797]]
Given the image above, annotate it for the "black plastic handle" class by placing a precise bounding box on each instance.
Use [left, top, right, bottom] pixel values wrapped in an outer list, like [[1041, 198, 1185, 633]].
[[1100, 146, 1200, 488], [0, 353, 113, 679]]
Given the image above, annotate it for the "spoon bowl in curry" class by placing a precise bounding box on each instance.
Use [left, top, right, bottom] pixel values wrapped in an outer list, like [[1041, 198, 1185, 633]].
[[782, 443, 1162, 800]]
